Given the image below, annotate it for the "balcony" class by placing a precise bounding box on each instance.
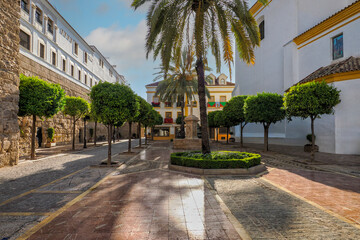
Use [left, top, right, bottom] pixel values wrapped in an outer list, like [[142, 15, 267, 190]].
[[152, 102, 160, 107], [164, 118, 173, 124], [176, 102, 182, 108], [207, 102, 227, 108], [165, 102, 173, 108]]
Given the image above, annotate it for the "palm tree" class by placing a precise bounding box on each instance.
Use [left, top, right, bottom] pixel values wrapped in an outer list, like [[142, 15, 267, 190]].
[[154, 48, 210, 138], [132, 0, 267, 153]]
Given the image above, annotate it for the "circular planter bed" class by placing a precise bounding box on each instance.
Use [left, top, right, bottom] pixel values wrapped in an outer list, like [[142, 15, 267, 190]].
[[169, 151, 266, 175]]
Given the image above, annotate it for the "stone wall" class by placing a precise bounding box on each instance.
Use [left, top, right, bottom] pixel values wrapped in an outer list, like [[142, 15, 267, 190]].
[[0, 0, 20, 167]]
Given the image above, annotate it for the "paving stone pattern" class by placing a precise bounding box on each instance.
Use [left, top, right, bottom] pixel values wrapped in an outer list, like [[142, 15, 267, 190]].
[[208, 176, 360, 240]]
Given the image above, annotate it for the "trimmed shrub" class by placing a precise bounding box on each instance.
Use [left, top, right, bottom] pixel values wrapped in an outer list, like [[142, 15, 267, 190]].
[[171, 151, 261, 169], [47, 128, 55, 142]]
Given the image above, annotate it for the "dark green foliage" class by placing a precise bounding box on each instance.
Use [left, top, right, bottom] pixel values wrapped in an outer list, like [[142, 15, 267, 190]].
[[208, 111, 221, 128], [284, 81, 341, 120], [306, 134, 315, 143], [223, 96, 247, 126], [245, 93, 286, 125], [90, 82, 138, 125], [47, 128, 55, 142], [214, 110, 232, 128], [176, 116, 186, 125], [170, 151, 261, 169], [63, 96, 90, 120], [135, 96, 152, 124], [19, 74, 65, 118]]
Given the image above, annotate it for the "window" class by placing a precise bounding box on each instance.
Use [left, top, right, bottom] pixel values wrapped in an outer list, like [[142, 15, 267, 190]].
[[51, 51, 56, 66], [332, 34, 343, 60], [153, 96, 159, 103], [259, 20, 265, 40], [220, 79, 225, 85], [99, 58, 104, 68], [220, 96, 226, 102], [39, 43, 45, 59], [165, 102, 172, 107], [109, 70, 113, 77], [165, 112, 172, 118], [209, 96, 215, 102], [177, 112, 182, 118], [62, 59, 66, 72], [78, 70, 81, 81], [35, 8, 42, 24], [84, 74, 87, 85], [71, 65, 74, 77], [21, 0, 29, 13], [208, 79, 213, 85], [192, 101, 197, 107], [19, 30, 30, 50], [74, 42, 79, 55], [84, 52, 88, 64], [47, 18, 53, 34], [90, 78, 93, 87]]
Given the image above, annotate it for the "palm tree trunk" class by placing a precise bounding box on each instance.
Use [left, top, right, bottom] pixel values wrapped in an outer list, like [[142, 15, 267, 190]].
[[107, 124, 112, 165], [180, 99, 185, 138], [31, 115, 36, 160], [94, 121, 97, 147], [128, 122, 132, 153], [72, 116, 76, 150], [195, 57, 211, 154]]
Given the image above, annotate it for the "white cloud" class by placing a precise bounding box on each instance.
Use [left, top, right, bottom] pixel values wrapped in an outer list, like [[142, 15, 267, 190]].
[[85, 20, 159, 98]]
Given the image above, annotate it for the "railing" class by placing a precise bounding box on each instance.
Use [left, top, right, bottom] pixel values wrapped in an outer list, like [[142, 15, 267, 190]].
[[207, 102, 227, 108], [165, 102, 173, 108], [164, 118, 173, 124], [152, 102, 160, 107]]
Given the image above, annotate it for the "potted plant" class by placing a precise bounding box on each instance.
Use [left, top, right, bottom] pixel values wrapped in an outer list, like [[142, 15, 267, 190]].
[[304, 134, 319, 152], [45, 127, 56, 148]]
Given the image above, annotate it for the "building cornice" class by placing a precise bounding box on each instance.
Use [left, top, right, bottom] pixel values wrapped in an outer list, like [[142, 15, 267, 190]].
[[313, 71, 360, 84], [250, 0, 272, 17], [294, 0, 360, 46]]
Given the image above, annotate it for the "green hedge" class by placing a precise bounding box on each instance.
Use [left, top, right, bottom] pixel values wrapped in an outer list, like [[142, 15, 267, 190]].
[[170, 151, 261, 169]]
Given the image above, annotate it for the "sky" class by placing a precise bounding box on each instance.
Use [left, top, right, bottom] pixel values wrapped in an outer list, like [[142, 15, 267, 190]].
[[49, 0, 258, 99]]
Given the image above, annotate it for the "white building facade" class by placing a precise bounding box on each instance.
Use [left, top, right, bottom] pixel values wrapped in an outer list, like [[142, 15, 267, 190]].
[[146, 74, 235, 140], [234, 0, 360, 154], [19, 0, 125, 89]]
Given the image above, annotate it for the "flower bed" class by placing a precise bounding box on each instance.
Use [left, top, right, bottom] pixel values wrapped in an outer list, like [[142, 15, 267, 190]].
[[170, 151, 261, 169]]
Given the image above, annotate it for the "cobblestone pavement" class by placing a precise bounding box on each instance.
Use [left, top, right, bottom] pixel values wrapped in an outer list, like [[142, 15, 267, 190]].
[[0, 140, 141, 240], [207, 176, 360, 240], [25, 142, 241, 240]]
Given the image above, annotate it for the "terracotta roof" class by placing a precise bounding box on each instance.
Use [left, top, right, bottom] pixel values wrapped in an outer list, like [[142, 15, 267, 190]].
[[294, 0, 360, 43], [288, 56, 360, 90], [145, 82, 159, 87]]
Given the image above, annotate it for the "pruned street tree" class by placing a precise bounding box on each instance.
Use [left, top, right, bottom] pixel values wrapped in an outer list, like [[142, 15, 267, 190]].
[[63, 96, 90, 150], [214, 110, 232, 144], [135, 96, 152, 148], [223, 96, 248, 147], [90, 82, 138, 165], [208, 111, 221, 142], [245, 93, 285, 151], [284, 81, 341, 161], [18, 74, 65, 159]]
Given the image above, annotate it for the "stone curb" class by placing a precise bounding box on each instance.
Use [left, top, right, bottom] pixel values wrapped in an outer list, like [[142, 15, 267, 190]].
[[168, 163, 267, 176]]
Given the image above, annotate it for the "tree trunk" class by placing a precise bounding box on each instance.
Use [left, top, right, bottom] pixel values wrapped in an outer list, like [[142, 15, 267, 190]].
[[226, 127, 229, 144], [31, 115, 36, 160], [128, 122, 132, 153], [180, 98, 185, 138], [311, 116, 315, 162], [145, 126, 148, 145], [240, 123, 245, 148], [94, 121, 97, 147], [83, 118, 87, 148], [264, 123, 270, 152], [113, 126, 116, 143], [72, 116, 76, 150], [107, 124, 112, 165], [138, 123, 142, 147], [216, 128, 219, 142], [195, 58, 211, 154], [151, 127, 154, 140]]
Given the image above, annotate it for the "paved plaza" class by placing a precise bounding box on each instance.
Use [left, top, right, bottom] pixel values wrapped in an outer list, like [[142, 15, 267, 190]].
[[0, 141, 359, 239]]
